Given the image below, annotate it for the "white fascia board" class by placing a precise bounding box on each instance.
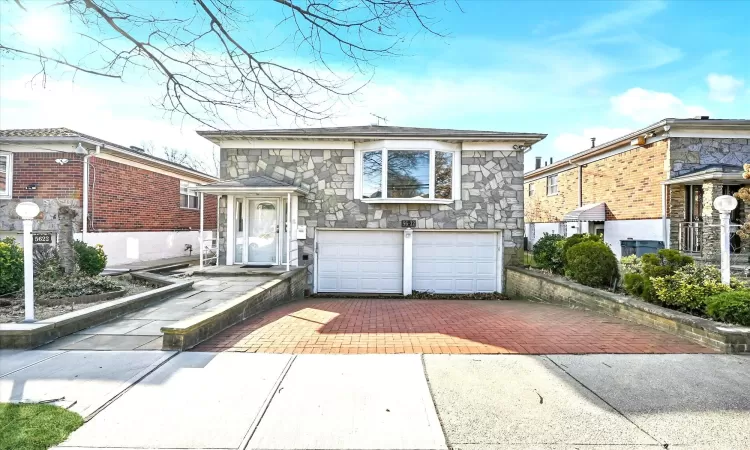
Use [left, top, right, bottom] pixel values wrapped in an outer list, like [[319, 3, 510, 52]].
[[354, 140, 460, 151], [666, 127, 750, 139], [217, 139, 354, 150], [0, 142, 82, 153], [461, 141, 526, 151], [524, 134, 669, 183]]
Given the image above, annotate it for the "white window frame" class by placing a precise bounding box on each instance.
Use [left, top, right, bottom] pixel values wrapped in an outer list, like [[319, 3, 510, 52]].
[[547, 174, 558, 196], [528, 183, 535, 197], [180, 180, 199, 209], [354, 140, 461, 204], [0, 152, 12, 199]]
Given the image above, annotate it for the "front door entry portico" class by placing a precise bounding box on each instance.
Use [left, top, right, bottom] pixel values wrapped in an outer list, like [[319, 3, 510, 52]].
[[234, 198, 279, 264]]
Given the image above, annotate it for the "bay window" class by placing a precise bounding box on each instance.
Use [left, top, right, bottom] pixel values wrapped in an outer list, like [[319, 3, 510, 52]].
[[356, 142, 459, 202], [0, 152, 11, 199]]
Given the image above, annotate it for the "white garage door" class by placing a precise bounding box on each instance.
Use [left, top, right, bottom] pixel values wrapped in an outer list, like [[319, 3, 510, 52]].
[[413, 232, 497, 293], [317, 230, 403, 293]]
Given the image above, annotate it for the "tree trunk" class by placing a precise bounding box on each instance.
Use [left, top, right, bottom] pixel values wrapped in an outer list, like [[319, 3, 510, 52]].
[[58, 206, 77, 275]]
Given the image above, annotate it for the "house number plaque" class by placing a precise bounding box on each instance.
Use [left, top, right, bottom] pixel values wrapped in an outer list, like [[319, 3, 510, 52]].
[[401, 220, 416, 228], [32, 234, 52, 244]]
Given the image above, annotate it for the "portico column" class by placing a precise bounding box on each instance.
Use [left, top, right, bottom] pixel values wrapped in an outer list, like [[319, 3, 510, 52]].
[[701, 180, 723, 262]]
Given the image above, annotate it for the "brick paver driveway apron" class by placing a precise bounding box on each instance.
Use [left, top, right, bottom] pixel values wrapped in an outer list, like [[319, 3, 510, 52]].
[[193, 299, 714, 354]]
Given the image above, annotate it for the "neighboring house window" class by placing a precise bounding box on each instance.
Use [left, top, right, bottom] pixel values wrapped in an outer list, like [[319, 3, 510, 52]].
[[0, 152, 11, 199], [360, 148, 457, 201], [547, 174, 558, 196], [180, 180, 199, 209], [528, 183, 535, 197]]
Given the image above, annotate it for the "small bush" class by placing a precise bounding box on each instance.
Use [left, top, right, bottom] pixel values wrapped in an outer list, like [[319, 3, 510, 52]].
[[705, 290, 750, 326], [561, 233, 602, 266], [0, 237, 24, 296], [565, 241, 619, 288], [34, 275, 121, 301], [532, 233, 566, 274], [73, 241, 107, 276], [624, 249, 694, 301], [651, 265, 734, 313], [620, 254, 642, 276]]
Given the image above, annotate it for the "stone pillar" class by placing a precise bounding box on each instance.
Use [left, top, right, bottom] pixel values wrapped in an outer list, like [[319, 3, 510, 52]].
[[668, 184, 686, 250], [701, 180, 723, 262]]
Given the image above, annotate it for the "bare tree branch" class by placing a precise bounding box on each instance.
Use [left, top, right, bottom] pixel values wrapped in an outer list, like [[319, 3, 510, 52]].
[[3, 0, 453, 126]]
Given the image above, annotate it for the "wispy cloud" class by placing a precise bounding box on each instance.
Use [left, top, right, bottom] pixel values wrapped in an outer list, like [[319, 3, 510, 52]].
[[707, 73, 745, 103], [550, 1, 667, 42]]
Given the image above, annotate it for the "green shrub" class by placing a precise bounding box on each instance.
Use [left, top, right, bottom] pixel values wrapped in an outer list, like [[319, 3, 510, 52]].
[[565, 241, 619, 288], [34, 275, 121, 301], [33, 244, 60, 276], [705, 290, 750, 326], [532, 233, 566, 274], [561, 233, 602, 266], [624, 249, 694, 301], [73, 241, 107, 276], [620, 254, 642, 276], [0, 237, 24, 296], [651, 265, 734, 313]]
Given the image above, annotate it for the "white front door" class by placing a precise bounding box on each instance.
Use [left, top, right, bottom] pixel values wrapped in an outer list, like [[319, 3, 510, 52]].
[[234, 198, 279, 264]]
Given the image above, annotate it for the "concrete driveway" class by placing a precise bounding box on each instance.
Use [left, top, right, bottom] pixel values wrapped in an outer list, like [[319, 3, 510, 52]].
[[2, 350, 746, 450]]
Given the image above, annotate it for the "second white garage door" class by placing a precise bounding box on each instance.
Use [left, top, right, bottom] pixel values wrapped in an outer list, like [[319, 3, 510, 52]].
[[317, 230, 403, 293], [413, 232, 497, 293]]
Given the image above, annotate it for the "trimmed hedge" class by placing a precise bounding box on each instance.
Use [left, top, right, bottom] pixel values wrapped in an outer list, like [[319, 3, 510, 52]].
[[564, 241, 619, 288], [532, 233, 565, 274], [705, 290, 750, 326], [651, 264, 732, 313]]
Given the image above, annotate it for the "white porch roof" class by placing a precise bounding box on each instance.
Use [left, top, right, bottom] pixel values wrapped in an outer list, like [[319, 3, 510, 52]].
[[190, 175, 308, 196], [563, 202, 607, 222]]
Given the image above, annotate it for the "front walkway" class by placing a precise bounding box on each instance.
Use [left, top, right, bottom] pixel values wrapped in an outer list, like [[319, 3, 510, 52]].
[[193, 298, 714, 354], [39, 275, 273, 351]]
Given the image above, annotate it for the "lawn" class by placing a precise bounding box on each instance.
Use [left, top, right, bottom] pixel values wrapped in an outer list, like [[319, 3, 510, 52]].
[[0, 403, 83, 450]]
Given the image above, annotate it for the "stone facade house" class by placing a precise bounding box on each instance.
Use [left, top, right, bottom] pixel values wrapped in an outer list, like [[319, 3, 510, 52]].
[[0, 128, 217, 265], [193, 126, 546, 294], [523, 117, 750, 262]]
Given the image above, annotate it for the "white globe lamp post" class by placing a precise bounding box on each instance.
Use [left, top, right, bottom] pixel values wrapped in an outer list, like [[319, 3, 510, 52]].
[[16, 201, 40, 322], [713, 195, 738, 286]]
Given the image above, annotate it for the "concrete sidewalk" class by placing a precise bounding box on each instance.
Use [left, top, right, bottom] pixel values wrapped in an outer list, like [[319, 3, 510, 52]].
[[1, 350, 747, 450]]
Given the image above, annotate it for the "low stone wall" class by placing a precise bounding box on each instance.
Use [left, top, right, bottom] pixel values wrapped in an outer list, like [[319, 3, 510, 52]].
[[506, 267, 750, 353], [0, 279, 193, 349], [162, 267, 307, 351]]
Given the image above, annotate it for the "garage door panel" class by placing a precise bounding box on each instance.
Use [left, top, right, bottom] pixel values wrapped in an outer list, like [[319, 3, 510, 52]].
[[317, 231, 403, 294], [413, 232, 498, 294]]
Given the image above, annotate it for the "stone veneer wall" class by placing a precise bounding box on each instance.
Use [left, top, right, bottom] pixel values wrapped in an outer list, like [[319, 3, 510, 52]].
[[669, 137, 750, 177], [219, 148, 525, 284]]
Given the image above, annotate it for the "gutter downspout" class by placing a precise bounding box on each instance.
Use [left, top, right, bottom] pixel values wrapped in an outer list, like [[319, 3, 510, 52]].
[[662, 183, 669, 249], [82, 154, 89, 244], [81, 145, 99, 244]]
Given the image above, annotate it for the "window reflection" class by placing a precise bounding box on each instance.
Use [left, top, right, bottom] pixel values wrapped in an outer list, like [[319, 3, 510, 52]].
[[362, 151, 382, 198], [387, 151, 429, 198], [435, 151, 452, 199]]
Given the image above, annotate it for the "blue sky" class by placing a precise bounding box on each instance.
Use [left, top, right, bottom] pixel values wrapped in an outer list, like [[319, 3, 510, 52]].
[[0, 0, 748, 172]]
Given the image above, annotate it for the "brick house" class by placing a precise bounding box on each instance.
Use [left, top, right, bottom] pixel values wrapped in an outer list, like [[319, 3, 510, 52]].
[[524, 117, 750, 261], [192, 125, 546, 294], [0, 128, 217, 265]]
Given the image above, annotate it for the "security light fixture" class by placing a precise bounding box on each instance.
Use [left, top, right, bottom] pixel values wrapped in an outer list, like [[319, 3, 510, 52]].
[[55, 158, 69, 165]]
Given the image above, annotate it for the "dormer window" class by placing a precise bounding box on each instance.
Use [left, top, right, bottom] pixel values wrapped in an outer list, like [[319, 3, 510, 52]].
[[355, 141, 460, 203]]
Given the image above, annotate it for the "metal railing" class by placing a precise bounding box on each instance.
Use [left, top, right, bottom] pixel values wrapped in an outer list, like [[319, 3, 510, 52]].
[[678, 221, 746, 255]]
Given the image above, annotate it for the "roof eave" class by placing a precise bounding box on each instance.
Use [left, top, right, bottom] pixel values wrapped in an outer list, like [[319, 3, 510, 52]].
[[197, 131, 547, 143]]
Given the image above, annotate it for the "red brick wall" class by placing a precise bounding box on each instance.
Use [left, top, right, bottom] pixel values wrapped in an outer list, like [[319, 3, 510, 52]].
[[88, 156, 217, 232], [11, 152, 83, 200]]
